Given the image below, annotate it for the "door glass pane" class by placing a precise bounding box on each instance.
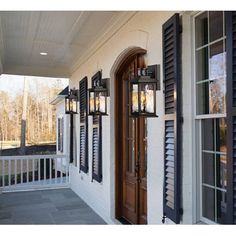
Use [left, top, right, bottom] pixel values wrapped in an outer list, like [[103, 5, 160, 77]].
[[197, 82, 209, 115], [216, 154, 227, 189], [195, 12, 208, 48], [127, 118, 135, 173], [196, 47, 209, 82], [202, 186, 215, 221], [202, 152, 215, 186], [209, 11, 223, 42], [202, 119, 214, 151], [216, 190, 227, 224]]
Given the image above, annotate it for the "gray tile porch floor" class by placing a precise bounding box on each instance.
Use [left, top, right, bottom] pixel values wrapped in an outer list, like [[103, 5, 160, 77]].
[[0, 188, 106, 225]]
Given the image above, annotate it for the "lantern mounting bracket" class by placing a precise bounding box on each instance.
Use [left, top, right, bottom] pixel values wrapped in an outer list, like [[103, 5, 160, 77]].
[[91, 71, 110, 96], [70, 88, 79, 101], [147, 64, 160, 90]]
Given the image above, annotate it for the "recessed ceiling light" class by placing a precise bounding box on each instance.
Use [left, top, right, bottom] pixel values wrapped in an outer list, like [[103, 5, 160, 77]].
[[40, 52, 48, 56]]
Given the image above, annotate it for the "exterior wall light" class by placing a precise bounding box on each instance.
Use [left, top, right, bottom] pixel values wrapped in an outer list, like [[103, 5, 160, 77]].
[[65, 88, 79, 163], [88, 71, 109, 116], [65, 89, 78, 114], [130, 65, 160, 117]]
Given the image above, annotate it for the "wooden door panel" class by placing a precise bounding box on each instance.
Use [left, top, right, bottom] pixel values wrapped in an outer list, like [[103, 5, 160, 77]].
[[139, 179, 147, 224], [124, 181, 137, 210]]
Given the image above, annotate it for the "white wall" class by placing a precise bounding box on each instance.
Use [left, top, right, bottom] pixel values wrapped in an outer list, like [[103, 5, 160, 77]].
[[69, 11, 196, 224]]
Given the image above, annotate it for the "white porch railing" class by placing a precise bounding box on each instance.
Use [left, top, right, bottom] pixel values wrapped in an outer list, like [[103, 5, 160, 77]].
[[0, 154, 69, 192]]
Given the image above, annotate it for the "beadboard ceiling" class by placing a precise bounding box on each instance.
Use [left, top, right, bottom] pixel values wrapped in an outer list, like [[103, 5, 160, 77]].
[[0, 11, 133, 78]]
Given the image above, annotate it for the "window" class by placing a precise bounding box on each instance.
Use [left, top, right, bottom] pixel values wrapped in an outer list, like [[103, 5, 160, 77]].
[[195, 11, 227, 224], [195, 11, 226, 116]]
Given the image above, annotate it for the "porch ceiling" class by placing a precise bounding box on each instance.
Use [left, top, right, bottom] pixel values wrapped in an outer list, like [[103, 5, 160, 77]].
[[0, 11, 133, 78]]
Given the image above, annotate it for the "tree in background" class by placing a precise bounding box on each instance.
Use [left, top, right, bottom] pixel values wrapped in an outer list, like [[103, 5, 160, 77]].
[[0, 77, 67, 149]]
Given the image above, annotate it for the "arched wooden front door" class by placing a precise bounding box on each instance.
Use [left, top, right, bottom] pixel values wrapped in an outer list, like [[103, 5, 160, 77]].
[[115, 52, 147, 224]]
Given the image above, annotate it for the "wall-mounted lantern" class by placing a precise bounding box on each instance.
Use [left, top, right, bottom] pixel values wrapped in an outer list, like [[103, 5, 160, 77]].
[[65, 88, 79, 164], [130, 65, 160, 117], [88, 71, 109, 116], [65, 89, 78, 114]]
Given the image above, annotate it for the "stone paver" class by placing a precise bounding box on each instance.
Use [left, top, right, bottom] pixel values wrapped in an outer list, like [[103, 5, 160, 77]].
[[0, 188, 106, 225]]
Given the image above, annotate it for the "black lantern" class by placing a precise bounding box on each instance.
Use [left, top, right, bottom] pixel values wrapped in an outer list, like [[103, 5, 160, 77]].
[[130, 68, 158, 117], [65, 89, 78, 114], [88, 71, 109, 116]]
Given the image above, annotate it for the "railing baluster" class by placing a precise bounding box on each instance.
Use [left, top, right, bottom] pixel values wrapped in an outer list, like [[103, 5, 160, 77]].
[[26, 159, 29, 183], [65, 156, 68, 183], [32, 159, 35, 183], [38, 159, 41, 181], [55, 158, 57, 183], [8, 160, 11, 186], [20, 159, 23, 184], [60, 158, 63, 183], [44, 158, 46, 181], [49, 157, 52, 183], [2, 160, 5, 187], [14, 159, 17, 185]]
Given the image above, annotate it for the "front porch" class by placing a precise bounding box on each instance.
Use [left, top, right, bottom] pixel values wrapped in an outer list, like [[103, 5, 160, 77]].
[[0, 188, 106, 224]]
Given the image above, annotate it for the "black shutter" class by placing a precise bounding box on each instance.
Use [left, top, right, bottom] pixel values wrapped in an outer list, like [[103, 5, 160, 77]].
[[92, 115, 102, 182], [225, 11, 236, 224], [162, 13, 182, 224], [79, 77, 88, 173], [57, 118, 61, 152]]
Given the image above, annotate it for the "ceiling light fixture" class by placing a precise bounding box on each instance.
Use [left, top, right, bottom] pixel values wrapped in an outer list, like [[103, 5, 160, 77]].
[[40, 52, 48, 56]]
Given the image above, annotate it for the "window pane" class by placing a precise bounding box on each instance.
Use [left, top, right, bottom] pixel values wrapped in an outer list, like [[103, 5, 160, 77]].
[[216, 190, 227, 224], [208, 41, 226, 114], [209, 78, 225, 114], [197, 82, 209, 115], [202, 119, 214, 151], [195, 12, 208, 48], [202, 186, 215, 221], [196, 47, 209, 82], [216, 154, 227, 189], [202, 152, 215, 186], [209, 41, 225, 80], [216, 118, 227, 153], [209, 11, 223, 42]]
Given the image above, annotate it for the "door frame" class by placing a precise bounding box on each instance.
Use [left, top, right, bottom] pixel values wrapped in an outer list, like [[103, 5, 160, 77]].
[[113, 48, 147, 221]]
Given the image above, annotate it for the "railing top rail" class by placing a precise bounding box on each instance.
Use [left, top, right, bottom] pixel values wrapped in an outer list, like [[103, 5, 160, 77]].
[[0, 154, 68, 160]]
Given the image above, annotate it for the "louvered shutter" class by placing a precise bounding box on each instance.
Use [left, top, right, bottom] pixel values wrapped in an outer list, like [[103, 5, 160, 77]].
[[92, 115, 102, 182], [57, 118, 61, 151], [225, 11, 236, 224], [79, 77, 88, 173], [162, 13, 182, 224]]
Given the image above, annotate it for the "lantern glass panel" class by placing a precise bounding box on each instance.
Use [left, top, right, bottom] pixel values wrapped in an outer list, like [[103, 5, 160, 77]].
[[131, 83, 139, 113], [145, 83, 155, 114], [89, 91, 95, 113], [98, 91, 106, 113], [72, 99, 77, 113], [65, 97, 70, 113]]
